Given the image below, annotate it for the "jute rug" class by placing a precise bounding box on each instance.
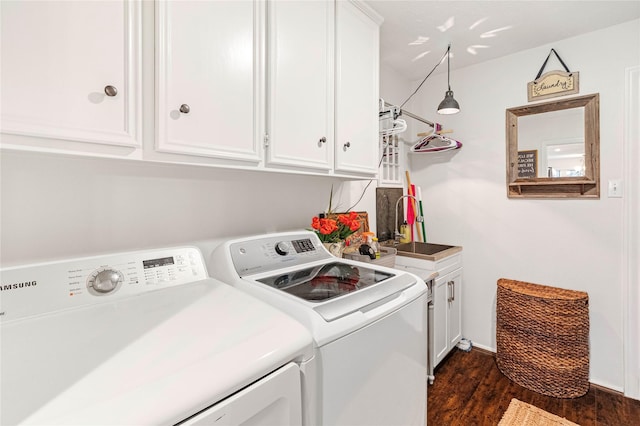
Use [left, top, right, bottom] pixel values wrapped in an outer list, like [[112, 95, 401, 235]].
[[498, 398, 580, 426]]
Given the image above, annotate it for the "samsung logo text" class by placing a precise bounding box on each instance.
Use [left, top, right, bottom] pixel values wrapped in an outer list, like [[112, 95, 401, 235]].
[[0, 281, 38, 291]]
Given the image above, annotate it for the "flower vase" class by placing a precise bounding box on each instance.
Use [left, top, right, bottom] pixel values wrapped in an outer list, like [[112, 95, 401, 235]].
[[323, 241, 345, 258]]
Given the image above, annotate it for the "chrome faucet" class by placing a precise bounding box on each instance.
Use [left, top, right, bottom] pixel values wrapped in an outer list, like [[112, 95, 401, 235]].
[[394, 195, 423, 242]]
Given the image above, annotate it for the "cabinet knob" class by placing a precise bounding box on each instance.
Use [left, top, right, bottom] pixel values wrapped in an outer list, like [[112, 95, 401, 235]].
[[344, 141, 351, 149], [179, 104, 190, 114], [319, 136, 327, 144], [104, 85, 118, 97]]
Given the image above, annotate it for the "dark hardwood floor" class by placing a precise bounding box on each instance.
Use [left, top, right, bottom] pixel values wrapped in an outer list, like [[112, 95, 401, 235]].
[[427, 348, 640, 425]]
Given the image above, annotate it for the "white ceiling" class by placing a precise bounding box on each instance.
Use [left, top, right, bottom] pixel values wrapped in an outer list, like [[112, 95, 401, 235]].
[[365, 1, 640, 81]]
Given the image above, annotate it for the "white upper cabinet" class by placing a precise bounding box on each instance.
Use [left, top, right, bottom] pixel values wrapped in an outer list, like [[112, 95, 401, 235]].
[[155, 0, 261, 164], [335, 1, 381, 175], [265, 0, 334, 171], [0, 0, 141, 148], [1, 1, 381, 178]]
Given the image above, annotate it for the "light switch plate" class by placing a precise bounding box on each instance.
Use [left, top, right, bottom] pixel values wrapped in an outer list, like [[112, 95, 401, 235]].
[[608, 179, 623, 198]]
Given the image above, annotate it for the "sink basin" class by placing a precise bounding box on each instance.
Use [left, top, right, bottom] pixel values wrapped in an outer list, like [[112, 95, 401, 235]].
[[395, 242, 459, 261]]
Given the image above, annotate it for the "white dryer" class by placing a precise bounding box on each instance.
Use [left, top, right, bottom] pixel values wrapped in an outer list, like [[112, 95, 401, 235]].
[[0, 246, 314, 425], [207, 231, 429, 426]]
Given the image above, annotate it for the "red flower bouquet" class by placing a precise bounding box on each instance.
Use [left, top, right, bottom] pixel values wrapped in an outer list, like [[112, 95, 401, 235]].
[[311, 211, 361, 243]]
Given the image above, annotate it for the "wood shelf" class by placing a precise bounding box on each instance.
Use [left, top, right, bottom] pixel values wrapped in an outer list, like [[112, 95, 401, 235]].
[[508, 180, 598, 198]]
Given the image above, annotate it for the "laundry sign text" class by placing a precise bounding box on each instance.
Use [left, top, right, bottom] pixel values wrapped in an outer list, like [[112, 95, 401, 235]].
[[528, 71, 579, 102]]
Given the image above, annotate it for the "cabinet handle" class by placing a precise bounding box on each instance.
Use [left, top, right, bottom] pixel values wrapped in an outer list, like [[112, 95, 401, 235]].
[[450, 280, 455, 301], [319, 136, 327, 144], [104, 85, 118, 97], [343, 141, 351, 149], [179, 104, 190, 114]]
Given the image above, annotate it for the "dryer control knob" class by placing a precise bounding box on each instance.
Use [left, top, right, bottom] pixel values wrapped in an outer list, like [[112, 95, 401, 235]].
[[275, 242, 289, 256], [88, 268, 123, 294]]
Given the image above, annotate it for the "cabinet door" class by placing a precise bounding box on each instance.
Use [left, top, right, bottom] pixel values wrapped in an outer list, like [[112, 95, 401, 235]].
[[1, 0, 141, 148], [447, 268, 463, 350], [335, 1, 380, 175], [433, 274, 450, 367], [156, 0, 261, 163], [265, 0, 333, 171]]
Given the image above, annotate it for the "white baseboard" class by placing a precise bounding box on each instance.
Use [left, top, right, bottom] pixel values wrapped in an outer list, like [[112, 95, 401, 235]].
[[467, 342, 627, 395]]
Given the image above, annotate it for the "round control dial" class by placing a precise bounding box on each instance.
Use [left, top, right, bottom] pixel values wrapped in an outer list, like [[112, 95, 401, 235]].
[[274, 241, 290, 256], [87, 268, 123, 295]]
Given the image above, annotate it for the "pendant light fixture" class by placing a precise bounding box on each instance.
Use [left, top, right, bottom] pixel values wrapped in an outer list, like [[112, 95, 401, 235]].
[[437, 44, 460, 115]]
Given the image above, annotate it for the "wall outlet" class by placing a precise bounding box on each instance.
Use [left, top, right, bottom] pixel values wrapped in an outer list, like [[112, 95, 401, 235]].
[[608, 179, 623, 198]]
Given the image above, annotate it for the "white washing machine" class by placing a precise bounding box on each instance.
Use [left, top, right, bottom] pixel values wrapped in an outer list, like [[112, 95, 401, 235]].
[[0, 246, 314, 425], [206, 231, 429, 426]]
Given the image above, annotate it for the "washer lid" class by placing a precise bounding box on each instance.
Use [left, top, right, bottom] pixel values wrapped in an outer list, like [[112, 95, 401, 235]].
[[256, 261, 394, 302], [1, 279, 313, 425], [252, 260, 417, 322]]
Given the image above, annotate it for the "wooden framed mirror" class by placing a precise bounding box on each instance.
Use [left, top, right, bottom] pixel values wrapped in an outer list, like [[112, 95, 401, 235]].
[[506, 93, 600, 198]]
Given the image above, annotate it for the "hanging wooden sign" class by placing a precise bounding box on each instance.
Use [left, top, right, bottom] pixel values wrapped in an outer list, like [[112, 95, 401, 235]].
[[527, 48, 579, 102], [528, 70, 579, 101]]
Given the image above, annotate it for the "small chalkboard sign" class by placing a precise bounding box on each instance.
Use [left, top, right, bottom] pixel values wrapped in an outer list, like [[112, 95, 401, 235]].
[[518, 150, 537, 178]]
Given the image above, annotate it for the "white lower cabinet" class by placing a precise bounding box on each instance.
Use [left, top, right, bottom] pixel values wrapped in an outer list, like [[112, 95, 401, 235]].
[[394, 249, 463, 378], [433, 267, 463, 367]]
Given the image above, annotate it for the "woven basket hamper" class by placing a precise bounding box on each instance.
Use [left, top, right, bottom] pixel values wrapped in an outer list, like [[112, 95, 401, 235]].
[[496, 278, 589, 398]]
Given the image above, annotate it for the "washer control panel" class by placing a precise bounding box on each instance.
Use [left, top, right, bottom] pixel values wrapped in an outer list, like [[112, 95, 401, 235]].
[[229, 232, 332, 276], [0, 247, 208, 322]]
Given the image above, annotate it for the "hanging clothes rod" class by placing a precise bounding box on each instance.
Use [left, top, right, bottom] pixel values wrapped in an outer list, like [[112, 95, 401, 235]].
[[384, 101, 435, 128]]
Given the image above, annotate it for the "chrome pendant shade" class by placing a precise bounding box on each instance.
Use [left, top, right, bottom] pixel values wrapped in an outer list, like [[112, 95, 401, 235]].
[[437, 44, 460, 115]]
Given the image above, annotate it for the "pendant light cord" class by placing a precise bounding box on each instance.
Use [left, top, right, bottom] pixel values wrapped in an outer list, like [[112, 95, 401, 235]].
[[446, 44, 451, 90], [399, 45, 450, 109], [349, 45, 452, 213]]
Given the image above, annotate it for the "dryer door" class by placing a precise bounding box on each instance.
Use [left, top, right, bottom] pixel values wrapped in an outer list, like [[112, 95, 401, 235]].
[[179, 362, 302, 426]]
